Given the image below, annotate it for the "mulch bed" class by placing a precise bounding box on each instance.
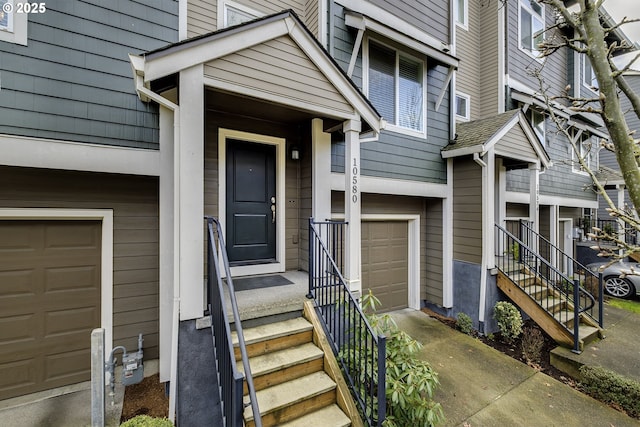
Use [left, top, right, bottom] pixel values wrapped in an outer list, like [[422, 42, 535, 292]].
[[120, 373, 169, 423]]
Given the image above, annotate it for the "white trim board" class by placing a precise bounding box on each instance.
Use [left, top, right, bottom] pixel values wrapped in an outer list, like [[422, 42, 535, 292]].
[[0, 134, 160, 176], [505, 191, 598, 209], [331, 173, 448, 198], [331, 213, 421, 310], [218, 128, 286, 277], [0, 209, 114, 360]]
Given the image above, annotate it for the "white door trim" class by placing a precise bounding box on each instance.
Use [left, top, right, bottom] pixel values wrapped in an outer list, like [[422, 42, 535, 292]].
[[332, 213, 421, 310], [559, 218, 574, 276], [218, 128, 286, 276], [0, 208, 114, 359]]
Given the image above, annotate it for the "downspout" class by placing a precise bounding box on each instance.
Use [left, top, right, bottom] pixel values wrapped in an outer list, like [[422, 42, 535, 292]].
[[133, 70, 181, 423], [474, 152, 489, 332]]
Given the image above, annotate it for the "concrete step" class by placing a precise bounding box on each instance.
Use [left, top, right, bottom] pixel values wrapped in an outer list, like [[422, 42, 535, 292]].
[[523, 283, 551, 300], [278, 404, 351, 427], [539, 296, 567, 314], [232, 317, 313, 359], [244, 371, 337, 427], [238, 343, 324, 392]]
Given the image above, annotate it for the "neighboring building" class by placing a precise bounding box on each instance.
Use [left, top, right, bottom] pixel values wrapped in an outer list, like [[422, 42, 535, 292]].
[[0, 0, 178, 402]]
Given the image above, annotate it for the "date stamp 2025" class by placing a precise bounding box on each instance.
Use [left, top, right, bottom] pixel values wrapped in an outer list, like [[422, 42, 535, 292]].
[[3, 2, 46, 15]]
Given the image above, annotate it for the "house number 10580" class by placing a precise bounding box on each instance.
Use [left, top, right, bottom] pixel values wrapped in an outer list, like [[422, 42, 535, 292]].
[[352, 158, 358, 203]]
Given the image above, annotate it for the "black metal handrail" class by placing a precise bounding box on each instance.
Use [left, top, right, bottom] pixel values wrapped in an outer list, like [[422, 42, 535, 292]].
[[206, 217, 261, 427], [518, 220, 603, 326], [581, 217, 638, 245], [308, 218, 386, 427], [495, 224, 598, 352]]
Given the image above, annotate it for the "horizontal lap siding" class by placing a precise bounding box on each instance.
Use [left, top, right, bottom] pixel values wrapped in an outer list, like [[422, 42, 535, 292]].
[[425, 199, 443, 305], [479, 0, 499, 117], [453, 158, 482, 264], [204, 37, 353, 116], [0, 1, 177, 149], [368, 0, 449, 44], [304, 0, 320, 39], [456, 0, 481, 120], [187, 0, 217, 37], [0, 166, 160, 359], [495, 124, 536, 159]]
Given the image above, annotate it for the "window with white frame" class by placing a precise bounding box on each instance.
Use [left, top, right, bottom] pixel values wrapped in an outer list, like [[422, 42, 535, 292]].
[[572, 131, 597, 173], [519, 0, 544, 57], [455, 92, 470, 121], [0, 0, 27, 45], [367, 39, 425, 134], [583, 56, 599, 90], [455, 0, 468, 29], [218, 0, 261, 28], [527, 108, 545, 145]]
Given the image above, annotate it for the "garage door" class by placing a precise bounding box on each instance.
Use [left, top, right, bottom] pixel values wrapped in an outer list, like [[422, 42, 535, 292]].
[[0, 220, 101, 400], [361, 221, 409, 312]]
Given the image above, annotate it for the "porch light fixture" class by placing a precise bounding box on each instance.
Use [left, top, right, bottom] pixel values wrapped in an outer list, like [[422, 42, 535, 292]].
[[290, 146, 300, 160]]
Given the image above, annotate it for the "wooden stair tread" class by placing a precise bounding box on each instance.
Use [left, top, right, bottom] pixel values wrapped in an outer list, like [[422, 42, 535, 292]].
[[243, 371, 336, 422], [232, 317, 313, 346], [278, 404, 351, 427], [237, 342, 323, 377]]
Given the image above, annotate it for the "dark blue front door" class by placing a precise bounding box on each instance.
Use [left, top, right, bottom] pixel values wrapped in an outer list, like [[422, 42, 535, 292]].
[[226, 139, 276, 263]]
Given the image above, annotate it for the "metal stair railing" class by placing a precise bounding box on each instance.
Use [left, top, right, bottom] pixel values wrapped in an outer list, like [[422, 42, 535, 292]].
[[495, 224, 598, 353], [518, 220, 603, 327], [308, 218, 386, 427], [205, 216, 261, 427]]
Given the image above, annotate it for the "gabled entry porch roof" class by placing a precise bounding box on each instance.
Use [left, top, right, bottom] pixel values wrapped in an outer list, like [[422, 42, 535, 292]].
[[442, 109, 552, 168], [130, 10, 383, 134]]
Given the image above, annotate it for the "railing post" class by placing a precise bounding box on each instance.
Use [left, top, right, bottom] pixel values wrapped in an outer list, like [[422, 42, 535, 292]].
[[572, 279, 581, 354], [308, 218, 314, 299], [377, 335, 386, 427], [598, 272, 604, 328]]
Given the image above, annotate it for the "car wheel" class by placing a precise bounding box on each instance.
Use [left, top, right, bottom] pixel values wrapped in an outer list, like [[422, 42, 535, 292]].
[[604, 276, 636, 299]]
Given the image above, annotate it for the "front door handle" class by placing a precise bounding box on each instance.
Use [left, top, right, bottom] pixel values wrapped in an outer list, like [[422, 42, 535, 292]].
[[271, 196, 276, 223]]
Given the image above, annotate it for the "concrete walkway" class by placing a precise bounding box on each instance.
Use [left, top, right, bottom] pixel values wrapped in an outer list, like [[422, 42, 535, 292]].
[[391, 309, 639, 427]]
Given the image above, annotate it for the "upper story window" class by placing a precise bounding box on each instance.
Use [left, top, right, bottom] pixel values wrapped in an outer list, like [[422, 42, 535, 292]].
[[583, 56, 599, 90], [219, 0, 261, 28], [366, 38, 425, 136], [455, 0, 468, 29], [455, 92, 470, 121], [571, 130, 597, 174], [519, 0, 544, 58], [0, 0, 27, 45], [527, 108, 545, 145]]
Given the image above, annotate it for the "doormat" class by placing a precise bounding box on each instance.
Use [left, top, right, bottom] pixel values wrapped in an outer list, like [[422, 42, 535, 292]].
[[231, 274, 294, 292]]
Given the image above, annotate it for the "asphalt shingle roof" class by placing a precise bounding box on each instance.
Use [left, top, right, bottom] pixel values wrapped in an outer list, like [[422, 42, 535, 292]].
[[442, 109, 520, 152]]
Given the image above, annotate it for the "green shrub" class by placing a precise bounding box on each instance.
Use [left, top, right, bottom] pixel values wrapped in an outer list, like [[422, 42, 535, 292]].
[[455, 313, 473, 335], [120, 415, 174, 427], [579, 365, 640, 418], [493, 301, 523, 342], [343, 291, 444, 426]]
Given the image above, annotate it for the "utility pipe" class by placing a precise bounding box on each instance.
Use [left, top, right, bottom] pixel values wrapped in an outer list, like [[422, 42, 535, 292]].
[[132, 66, 181, 423]]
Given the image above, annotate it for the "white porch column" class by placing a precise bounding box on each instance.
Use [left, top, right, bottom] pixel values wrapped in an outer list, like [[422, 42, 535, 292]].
[[529, 163, 540, 232], [343, 119, 362, 296], [178, 64, 205, 320], [311, 118, 332, 221], [550, 204, 558, 268]]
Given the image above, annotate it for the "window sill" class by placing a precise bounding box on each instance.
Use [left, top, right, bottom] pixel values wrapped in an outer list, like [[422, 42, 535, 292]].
[[384, 123, 427, 139]]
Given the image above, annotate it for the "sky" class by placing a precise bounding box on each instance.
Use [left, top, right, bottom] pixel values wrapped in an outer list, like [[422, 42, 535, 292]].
[[602, 0, 640, 68]]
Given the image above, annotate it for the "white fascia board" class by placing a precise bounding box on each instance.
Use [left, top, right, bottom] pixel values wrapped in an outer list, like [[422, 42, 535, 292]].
[[0, 134, 160, 176], [505, 190, 598, 208], [331, 173, 448, 198], [338, 0, 451, 54], [441, 145, 483, 158], [144, 19, 290, 82]]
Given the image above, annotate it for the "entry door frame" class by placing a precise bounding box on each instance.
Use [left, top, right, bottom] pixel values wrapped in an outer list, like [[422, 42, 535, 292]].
[[558, 218, 574, 276], [218, 128, 286, 277]]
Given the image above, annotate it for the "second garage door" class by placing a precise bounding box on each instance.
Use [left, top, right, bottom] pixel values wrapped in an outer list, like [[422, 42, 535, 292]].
[[0, 220, 102, 400], [361, 221, 409, 312]]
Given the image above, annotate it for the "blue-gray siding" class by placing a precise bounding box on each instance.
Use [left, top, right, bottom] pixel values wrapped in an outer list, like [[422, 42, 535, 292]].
[[0, 0, 178, 149], [330, 4, 449, 183]]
